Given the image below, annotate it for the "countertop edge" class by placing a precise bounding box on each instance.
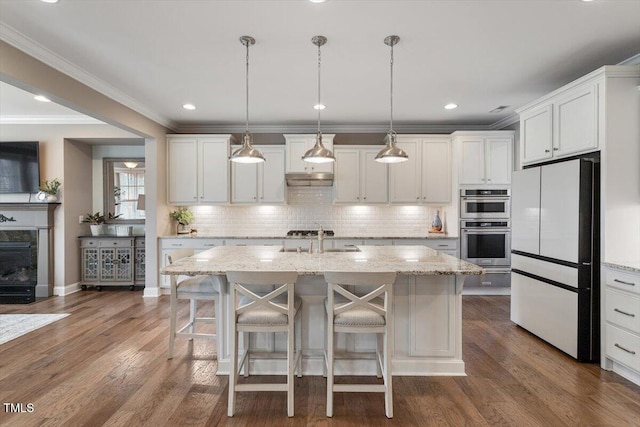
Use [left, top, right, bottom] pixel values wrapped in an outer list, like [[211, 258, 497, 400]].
[[602, 262, 640, 274]]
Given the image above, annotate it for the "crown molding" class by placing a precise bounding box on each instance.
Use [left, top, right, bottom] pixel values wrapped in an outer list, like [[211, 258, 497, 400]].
[[0, 115, 104, 125], [619, 52, 640, 65], [176, 122, 501, 134], [489, 113, 520, 130], [0, 23, 177, 131]]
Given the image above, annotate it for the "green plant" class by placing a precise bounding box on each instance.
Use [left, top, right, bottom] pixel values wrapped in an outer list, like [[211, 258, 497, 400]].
[[169, 207, 194, 225], [82, 212, 122, 225], [39, 178, 61, 195]]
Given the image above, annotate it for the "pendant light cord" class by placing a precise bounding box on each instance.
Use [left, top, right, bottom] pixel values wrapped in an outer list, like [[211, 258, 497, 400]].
[[389, 41, 394, 134], [317, 41, 322, 134], [245, 38, 250, 136]]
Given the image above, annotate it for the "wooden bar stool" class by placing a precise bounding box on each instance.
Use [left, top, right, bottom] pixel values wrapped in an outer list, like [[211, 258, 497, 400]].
[[226, 271, 302, 417], [323, 271, 396, 418], [167, 248, 220, 359]]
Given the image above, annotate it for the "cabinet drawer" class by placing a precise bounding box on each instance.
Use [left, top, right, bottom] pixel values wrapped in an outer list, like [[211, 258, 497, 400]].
[[606, 324, 640, 371], [605, 268, 640, 296], [424, 239, 458, 251], [161, 239, 200, 250], [80, 239, 99, 248], [99, 239, 133, 248], [606, 288, 640, 332], [135, 238, 145, 248]]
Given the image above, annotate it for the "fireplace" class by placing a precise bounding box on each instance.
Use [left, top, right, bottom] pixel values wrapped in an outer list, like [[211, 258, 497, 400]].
[[0, 203, 57, 303]]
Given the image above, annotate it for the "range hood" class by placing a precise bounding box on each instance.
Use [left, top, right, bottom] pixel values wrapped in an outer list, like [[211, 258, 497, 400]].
[[285, 172, 334, 187]]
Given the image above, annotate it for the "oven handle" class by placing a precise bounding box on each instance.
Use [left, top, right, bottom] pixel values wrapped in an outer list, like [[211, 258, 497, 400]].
[[461, 229, 511, 232], [461, 197, 511, 201]]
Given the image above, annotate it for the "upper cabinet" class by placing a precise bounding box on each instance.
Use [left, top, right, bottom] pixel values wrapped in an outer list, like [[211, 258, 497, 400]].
[[334, 146, 388, 204], [284, 134, 335, 173], [453, 131, 514, 186], [517, 68, 610, 167], [167, 135, 231, 205], [389, 135, 452, 204], [231, 146, 286, 204]]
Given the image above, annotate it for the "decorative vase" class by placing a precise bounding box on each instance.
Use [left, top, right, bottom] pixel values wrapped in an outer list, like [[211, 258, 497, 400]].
[[177, 223, 190, 235], [431, 210, 443, 232], [36, 191, 58, 202]]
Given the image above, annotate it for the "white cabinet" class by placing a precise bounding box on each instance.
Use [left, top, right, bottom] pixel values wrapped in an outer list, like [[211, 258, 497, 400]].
[[603, 265, 640, 386], [394, 238, 458, 257], [334, 146, 388, 204], [159, 238, 224, 288], [231, 146, 285, 204], [284, 134, 335, 173], [517, 70, 604, 166], [167, 135, 231, 204], [389, 135, 452, 204], [453, 131, 514, 185]]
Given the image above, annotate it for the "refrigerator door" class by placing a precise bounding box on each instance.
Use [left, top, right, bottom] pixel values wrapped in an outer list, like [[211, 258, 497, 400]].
[[511, 167, 541, 255], [540, 159, 581, 263]]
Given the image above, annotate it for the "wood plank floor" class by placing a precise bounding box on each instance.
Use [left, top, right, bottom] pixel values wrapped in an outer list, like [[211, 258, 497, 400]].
[[1, 290, 639, 426]]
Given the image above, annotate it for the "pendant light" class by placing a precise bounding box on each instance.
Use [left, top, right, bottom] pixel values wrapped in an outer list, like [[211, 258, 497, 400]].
[[302, 35, 335, 164], [375, 35, 408, 164], [230, 36, 265, 164]]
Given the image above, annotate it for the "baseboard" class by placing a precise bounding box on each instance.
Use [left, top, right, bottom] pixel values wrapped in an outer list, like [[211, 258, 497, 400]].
[[143, 287, 162, 298], [463, 287, 511, 296], [53, 282, 81, 296], [608, 359, 640, 387]]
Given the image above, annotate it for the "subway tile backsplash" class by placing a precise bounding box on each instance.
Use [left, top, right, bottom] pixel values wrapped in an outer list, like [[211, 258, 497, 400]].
[[189, 187, 458, 237]]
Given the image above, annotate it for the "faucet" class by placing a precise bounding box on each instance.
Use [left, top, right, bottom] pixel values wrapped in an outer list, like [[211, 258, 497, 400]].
[[317, 225, 325, 254]]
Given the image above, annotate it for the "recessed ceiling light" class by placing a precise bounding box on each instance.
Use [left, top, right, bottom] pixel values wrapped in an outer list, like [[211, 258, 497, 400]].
[[444, 103, 458, 110], [309, 0, 327, 3], [182, 103, 196, 110], [34, 95, 51, 102], [581, 0, 595, 2], [313, 104, 326, 110], [40, 0, 59, 3]]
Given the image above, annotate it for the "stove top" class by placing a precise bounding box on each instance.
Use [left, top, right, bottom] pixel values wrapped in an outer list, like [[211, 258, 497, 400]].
[[286, 229, 335, 237]]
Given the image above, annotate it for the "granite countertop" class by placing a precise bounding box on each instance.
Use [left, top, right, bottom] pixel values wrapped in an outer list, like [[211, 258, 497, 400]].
[[602, 261, 640, 274], [159, 234, 457, 240], [161, 245, 482, 276]]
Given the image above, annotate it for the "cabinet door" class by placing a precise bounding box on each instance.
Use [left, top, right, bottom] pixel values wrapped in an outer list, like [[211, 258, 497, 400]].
[[199, 138, 229, 203], [361, 149, 388, 203], [511, 167, 541, 255], [520, 104, 553, 165], [259, 147, 285, 203], [286, 139, 311, 173], [82, 247, 99, 282], [540, 160, 580, 263], [458, 138, 486, 185], [389, 140, 420, 203], [168, 137, 198, 204], [486, 137, 512, 184], [553, 84, 598, 158], [421, 138, 451, 204], [334, 149, 360, 203], [231, 162, 258, 203]]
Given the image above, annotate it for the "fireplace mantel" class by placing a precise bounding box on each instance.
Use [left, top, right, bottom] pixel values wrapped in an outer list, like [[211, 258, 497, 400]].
[[0, 203, 59, 301]]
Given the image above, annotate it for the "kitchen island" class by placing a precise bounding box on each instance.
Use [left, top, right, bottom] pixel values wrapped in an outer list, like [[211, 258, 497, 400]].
[[161, 245, 482, 376]]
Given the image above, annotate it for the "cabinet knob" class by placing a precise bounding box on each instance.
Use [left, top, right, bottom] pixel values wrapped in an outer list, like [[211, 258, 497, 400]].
[[193, 196, 197, 199], [544, 149, 550, 153], [416, 196, 419, 200], [487, 179, 491, 182], [363, 197, 366, 200], [553, 147, 559, 151], [253, 196, 257, 200]]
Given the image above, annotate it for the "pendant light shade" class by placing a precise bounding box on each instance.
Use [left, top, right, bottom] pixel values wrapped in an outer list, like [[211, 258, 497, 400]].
[[375, 35, 408, 164], [230, 36, 265, 164], [303, 35, 335, 164]]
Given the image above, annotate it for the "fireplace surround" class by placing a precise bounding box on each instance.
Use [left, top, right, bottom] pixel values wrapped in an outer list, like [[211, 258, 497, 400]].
[[0, 203, 58, 303]]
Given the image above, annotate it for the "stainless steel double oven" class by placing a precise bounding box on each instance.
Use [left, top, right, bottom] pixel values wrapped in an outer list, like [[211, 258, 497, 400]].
[[460, 189, 511, 288]]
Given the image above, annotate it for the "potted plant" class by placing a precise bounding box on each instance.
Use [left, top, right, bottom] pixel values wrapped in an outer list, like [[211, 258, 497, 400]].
[[83, 212, 105, 236], [37, 178, 61, 202], [169, 207, 195, 235]]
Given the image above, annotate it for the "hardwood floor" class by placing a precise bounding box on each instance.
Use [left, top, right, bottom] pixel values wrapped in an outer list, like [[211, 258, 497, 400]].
[[1, 291, 639, 426]]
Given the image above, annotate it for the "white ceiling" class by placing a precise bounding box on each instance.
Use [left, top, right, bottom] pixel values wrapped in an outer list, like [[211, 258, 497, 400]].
[[0, 0, 638, 133]]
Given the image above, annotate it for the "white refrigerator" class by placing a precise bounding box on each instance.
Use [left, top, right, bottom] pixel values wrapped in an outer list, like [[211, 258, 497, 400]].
[[510, 156, 599, 362]]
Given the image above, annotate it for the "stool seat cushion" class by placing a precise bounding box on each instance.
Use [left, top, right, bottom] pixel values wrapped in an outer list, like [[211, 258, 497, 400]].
[[238, 295, 302, 325], [325, 296, 386, 326], [177, 275, 219, 294]]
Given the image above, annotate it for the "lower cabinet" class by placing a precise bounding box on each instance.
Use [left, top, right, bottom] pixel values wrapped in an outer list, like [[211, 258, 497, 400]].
[[80, 236, 145, 290], [603, 265, 640, 385]]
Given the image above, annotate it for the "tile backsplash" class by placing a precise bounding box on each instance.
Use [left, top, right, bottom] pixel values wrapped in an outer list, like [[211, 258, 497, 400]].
[[189, 187, 458, 237]]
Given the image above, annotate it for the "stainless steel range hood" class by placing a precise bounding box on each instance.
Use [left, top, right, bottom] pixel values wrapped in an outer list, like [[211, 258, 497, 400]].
[[285, 172, 334, 187]]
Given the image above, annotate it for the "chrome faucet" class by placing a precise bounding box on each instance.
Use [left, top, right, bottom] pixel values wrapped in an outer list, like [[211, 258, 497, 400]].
[[317, 225, 325, 254]]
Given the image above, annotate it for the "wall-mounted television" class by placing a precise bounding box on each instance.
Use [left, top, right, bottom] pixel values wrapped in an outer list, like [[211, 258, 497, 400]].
[[0, 142, 40, 194]]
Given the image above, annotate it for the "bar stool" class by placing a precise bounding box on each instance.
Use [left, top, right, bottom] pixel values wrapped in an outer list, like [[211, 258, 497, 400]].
[[323, 271, 396, 418], [226, 271, 302, 417], [167, 248, 220, 359]]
